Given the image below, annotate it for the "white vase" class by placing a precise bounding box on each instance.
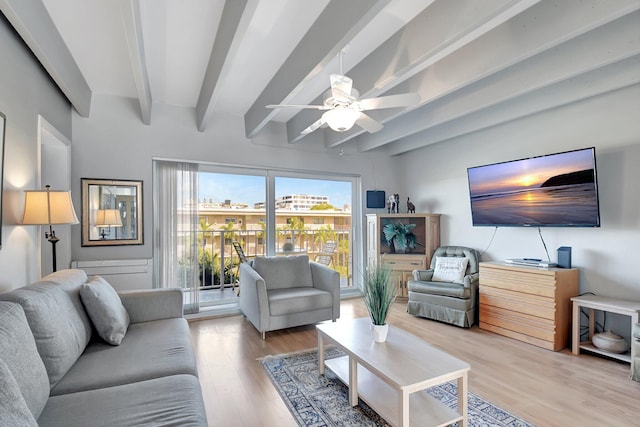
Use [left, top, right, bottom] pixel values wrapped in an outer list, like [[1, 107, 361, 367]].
[[371, 323, 389, 342]]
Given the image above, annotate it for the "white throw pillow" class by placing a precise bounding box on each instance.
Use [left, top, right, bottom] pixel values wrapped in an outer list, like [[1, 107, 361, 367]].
[[432, 257, 469, 283], [80, 276, 130, 345]]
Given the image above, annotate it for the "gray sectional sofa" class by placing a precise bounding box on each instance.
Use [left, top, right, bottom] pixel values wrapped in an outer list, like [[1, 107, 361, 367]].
[[0, 269, 207, 427]]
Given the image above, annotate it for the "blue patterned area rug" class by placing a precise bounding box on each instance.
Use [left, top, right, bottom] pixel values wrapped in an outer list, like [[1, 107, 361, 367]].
[[260, 348, 534, 427]]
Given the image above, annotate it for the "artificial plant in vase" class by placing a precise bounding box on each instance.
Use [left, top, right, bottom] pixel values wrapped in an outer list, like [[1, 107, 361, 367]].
[[362, 266, 396, 342], [382, 222, 417, 254]]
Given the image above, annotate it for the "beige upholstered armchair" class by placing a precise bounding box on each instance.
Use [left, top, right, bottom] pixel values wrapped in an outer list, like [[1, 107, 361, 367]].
[[239, 254, 340, 339], [407, 246, 480, 328]]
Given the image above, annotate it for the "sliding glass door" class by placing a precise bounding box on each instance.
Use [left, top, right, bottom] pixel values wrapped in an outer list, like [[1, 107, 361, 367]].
[[157, 163, 361, 308], [274, 175, 353, 288]]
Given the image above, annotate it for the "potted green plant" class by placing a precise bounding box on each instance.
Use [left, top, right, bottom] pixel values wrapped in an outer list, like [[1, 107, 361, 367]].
[[382, 222, 417, 254], [362, 266, 396, 342]]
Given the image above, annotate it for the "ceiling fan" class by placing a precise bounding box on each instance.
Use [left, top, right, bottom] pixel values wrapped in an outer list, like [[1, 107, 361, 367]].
[[267, 68, 420, 136]]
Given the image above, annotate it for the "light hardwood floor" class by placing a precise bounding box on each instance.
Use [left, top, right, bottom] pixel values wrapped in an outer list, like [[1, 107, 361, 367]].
[[189, 298, 640, 426]]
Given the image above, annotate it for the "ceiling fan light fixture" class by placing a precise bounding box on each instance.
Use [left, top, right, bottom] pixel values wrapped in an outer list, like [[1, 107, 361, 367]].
[[324, 106, 360, 132]]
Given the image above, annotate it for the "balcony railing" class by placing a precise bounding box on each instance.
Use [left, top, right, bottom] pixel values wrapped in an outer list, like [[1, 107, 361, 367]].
[[193, 229, 352, 290]]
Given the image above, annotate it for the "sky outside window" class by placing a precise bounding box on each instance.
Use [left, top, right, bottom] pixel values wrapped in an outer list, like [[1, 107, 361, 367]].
[[199, 173, 351, 208]]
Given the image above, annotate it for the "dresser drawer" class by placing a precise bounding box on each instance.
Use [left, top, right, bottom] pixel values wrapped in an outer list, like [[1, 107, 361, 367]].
[[480, 266, 557, 297], [480, 285, 556, 320], [382, 257, 425, 271]]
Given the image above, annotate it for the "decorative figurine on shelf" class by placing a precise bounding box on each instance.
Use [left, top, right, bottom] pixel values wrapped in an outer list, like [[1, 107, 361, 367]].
[[407, 197, 415, 213], [387, 194, 400, 213]]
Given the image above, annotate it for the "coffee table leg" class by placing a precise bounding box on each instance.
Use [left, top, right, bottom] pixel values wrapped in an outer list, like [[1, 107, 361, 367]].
[[348, 356, 358, 406], [398, 390, 409, 427], [458, 373, 468, 427], [317, 331, 325, 376]]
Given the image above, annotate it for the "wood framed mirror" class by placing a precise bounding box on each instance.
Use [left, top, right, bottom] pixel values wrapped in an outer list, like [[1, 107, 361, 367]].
[[81, 178, 143, 246]]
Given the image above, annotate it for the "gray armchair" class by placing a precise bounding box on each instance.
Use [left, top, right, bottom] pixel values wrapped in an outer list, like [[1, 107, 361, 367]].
[[239, 254, 340, 339], [407, 246, 479, 328]]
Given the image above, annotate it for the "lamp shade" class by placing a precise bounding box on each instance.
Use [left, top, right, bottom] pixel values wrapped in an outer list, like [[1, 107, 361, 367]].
[[323, 106, 360, 132], [95, 209, 123, 227], [22, 188, 79, 225]]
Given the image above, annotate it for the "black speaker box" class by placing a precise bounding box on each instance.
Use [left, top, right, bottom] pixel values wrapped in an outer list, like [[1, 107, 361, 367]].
[[557, 246, 572, 269]]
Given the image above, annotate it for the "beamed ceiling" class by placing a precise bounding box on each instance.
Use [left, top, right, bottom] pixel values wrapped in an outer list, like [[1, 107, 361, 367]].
[[1, 0, 639, 155]]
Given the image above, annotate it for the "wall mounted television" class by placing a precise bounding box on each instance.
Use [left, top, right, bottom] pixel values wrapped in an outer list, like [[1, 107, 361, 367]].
[[467, 147, 601, 227]]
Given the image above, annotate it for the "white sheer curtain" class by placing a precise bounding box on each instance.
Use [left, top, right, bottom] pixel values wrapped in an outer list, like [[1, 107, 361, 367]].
[[153, 160, 200, 314]]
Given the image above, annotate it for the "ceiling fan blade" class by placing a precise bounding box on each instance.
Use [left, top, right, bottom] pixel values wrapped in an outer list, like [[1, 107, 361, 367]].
[[330, 74, 353, 102], [301, 117, 326, 135], [266, 104, 328, 110], [356, 113, 384, 133], [358, 93, 420, 111]]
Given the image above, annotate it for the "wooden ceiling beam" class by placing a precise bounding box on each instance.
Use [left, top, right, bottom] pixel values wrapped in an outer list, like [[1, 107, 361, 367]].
[[196, 0, 259, 132], [121, 0, 152, 125]]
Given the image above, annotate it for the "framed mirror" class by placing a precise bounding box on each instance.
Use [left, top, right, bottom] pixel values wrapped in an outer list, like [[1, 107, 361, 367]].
[[82, 178, 143, 246]]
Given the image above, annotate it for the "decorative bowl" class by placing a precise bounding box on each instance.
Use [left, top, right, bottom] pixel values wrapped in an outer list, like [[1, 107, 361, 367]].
[[592, 331, 629, 353]]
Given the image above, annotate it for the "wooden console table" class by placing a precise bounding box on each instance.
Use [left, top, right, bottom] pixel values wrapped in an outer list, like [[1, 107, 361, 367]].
[[571, 294, 640, 368]]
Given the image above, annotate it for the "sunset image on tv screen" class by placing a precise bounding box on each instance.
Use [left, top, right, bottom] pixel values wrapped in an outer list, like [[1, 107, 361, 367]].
[[467, 148, 600, 227]]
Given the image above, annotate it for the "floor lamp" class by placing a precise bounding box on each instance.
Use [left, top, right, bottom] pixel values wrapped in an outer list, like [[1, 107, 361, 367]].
[[22, 185, 79, 273]]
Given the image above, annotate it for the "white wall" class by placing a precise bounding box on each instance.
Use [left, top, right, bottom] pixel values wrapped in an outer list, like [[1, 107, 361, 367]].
[[70, 95, 401, 284], [0, 17, 72, 291], [397, 85, 640, 338]]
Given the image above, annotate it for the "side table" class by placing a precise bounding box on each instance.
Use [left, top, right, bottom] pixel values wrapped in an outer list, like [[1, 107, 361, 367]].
[[571, 294, 640, 373]]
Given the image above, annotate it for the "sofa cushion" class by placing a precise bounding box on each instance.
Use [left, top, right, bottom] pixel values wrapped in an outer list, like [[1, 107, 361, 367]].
[[0, 358, 38, 427], [407, 280, 470, 299], [407, 290, 474, 311], [432, 256, 469, 283], [41, 269, 88, 290], [40, 374, 207, 427], [253, 254, 313, 290], [267, 287, 333, 316], [0, 280, 92, 390], [80, 276, 130, 345], [0, 302, 49, 419], [51, 317, 197, 395]]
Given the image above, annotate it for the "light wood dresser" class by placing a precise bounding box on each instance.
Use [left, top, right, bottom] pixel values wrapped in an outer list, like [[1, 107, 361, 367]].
[[479, 261, 579, 351]]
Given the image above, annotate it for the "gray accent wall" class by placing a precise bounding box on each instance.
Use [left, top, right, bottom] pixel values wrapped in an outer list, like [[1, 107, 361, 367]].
[[0, 16, 72, 291], [397, 85, 640, 339]]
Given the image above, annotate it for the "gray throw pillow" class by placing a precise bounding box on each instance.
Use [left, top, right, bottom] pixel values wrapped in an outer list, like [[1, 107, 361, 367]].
[[80, 276, 130, 345]]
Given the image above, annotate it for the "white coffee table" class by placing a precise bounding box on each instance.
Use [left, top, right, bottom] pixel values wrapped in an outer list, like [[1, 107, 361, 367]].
[[317, 317, 469, 427]]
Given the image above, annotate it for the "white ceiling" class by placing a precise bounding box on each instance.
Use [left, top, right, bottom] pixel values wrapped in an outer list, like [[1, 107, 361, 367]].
[[3, 0, 640, 154]]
